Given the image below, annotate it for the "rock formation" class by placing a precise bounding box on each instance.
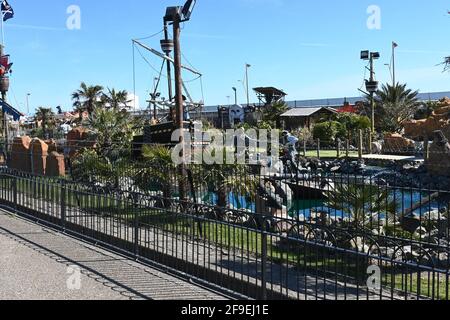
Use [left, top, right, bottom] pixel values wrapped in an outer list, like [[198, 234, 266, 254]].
[[30, 138, 48, 175], [427, 130, 450, 176], [8, 136, 65, 177], [404, 97, 450, 140], [66, 127, 94, 158], [10, 136, 32, 172], [383, 133, 415, 155], [46, 151, 66, 177]]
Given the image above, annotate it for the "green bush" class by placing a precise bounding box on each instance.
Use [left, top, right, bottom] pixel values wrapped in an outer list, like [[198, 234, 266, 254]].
[[312, 121, 343, 143]]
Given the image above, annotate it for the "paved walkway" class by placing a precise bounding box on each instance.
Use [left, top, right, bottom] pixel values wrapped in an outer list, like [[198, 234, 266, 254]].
[[0, 211, 227, 300], [360, 154, 424, 162]]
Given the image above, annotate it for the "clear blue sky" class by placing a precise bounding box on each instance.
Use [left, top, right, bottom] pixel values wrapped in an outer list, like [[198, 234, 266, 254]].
[[3, 0, 450, 113]]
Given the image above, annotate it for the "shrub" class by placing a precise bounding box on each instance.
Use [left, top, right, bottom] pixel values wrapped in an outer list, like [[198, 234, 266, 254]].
[[312, 121, 343, 143]]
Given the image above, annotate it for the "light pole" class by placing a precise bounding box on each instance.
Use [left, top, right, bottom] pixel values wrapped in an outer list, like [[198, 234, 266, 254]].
[[384, 63, 393, 84], [232, 87, 237, 105], [26, 93, 31, 115], [245, 63, 251, 107], [163, 0, 197, 203], [392, 42, 398, 86], [361, 50, 380, 134]]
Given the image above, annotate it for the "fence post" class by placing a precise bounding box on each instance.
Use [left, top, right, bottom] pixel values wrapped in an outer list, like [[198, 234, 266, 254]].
[[260, 216, 268, 300], [317, 138, 321, 159], [60, 180, 66, 230], [12, 176, 17, 212], [358, 130, 363, 160], [134, 204, 139, 258]]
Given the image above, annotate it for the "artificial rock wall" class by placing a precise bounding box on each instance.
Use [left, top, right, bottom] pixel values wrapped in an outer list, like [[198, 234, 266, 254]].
[[9, 136, 65, 177]]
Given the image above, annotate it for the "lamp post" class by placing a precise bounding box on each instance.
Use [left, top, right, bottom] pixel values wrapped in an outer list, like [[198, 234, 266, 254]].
[[245, 63, 251, 107], [361, 50, 380, 134], [392, 42, 398, 86], [26, 93, 31, 116], [232, 87, 237, 105], [163, 0, 197, 204]]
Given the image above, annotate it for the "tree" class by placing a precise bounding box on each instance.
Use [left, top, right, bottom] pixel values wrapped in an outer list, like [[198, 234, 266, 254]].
[[102, 88, 130, 110], [262, 102, 289, 128], [35, 107, 55, 139], [441, 56, 450, 72], [84, 106, 140, 160], [335, 113, 371, 142], [134, 145, 175, 207], [312, 121, 343, 143], [72, 82, 104, 119], [325, 183, 396, 229], [367, 83, 420, 133]]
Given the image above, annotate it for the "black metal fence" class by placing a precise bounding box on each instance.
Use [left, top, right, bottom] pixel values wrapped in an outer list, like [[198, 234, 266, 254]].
[[0, 155, 449, 300]]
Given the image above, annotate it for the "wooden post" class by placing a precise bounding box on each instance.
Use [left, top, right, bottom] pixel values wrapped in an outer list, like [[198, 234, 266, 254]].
[[368, 130, 373, 154], [303, 139, 307, 157], [317, 138, 321, 159], [336, 139, 341, 158], [346, 139, 350, 158], [173, 17, 186, 203], [424, 136, 429, 161], [358, 129, 363, 160]]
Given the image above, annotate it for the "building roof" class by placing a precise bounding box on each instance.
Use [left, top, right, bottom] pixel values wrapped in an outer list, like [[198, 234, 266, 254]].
[[0, 99, 24, 121], [280, 107, 337, 118], [253, 87, 287, 97]]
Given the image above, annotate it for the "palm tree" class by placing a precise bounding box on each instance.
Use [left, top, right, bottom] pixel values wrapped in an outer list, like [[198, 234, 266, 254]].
[[134, 145, 176, 207], [71, 82, 104, 119], [102, 88, 130, 110], [325, 183, 396, 229], [366, 83, 420, 133], [441, 56, 450, 72], [85, 106, 138, 159], [35, 107, 55, 139], [191, 149, 258, 219]]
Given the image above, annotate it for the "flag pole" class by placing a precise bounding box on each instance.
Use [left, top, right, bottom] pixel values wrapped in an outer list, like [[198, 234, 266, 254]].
[[392, 42, 397, 87], [0, 10, 4, 47]]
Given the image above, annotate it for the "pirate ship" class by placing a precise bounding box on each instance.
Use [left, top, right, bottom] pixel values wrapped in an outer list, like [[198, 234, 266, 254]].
[[132, 0, 203, 144], [1, 0, 23, 159]]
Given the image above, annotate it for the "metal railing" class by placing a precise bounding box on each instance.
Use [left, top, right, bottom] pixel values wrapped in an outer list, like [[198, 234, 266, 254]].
[[0, 160, 449, 300]]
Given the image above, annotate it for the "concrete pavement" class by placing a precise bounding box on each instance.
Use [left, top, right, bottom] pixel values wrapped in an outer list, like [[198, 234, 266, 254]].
[[0, 211, 227, 300]]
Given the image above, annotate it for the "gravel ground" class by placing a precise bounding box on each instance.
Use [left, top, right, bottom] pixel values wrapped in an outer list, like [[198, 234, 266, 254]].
[[0, 211, 227, 300]]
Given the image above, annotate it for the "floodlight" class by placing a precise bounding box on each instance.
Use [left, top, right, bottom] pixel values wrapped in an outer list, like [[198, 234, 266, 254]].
[[360, 50, 369, 60], [371, 52, 380, 59], [365, 80, 379, 94], [181, 0, 197, 21], [164, 6, 182, 22]]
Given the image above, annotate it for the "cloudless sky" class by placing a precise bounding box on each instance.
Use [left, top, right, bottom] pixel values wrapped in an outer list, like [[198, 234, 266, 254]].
[[3, 0, 450, 113]]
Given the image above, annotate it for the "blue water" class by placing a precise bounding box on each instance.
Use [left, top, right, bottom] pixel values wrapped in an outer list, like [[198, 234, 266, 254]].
[[202, 192, 256, 212], [288, 191, 441, 219], [201, 190, 442, 220]]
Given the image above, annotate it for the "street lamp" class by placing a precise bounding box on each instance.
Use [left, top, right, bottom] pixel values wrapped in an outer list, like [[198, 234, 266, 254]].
[[232, 87, 237, 105], [26, 93, 31, 115], [245, 63, 251, 107], [163, 0, 197, 202], [361, 50, 380, 134]]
